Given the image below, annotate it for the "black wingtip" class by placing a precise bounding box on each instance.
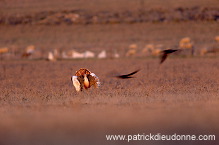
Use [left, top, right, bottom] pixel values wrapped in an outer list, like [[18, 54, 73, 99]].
[[115, 69, 140, 79], [115, 76, 134, 79], [160, 49, 178, 64]]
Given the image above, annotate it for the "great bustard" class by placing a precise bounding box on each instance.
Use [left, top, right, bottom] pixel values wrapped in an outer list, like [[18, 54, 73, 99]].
[[71, 68, 100, 92]]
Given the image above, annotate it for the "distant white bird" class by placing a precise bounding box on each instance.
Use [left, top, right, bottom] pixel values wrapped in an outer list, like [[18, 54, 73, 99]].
[[98, 50, 107, 59], [47, 51, 56, 61], [71, 68, 100, 92], [114, 52, 120, 58], [72, 50, 85, 59], [84, 50, 95, 58]]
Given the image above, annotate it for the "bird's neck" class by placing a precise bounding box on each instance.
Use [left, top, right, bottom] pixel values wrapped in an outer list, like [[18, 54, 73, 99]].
[[84, 75, 90, 89]]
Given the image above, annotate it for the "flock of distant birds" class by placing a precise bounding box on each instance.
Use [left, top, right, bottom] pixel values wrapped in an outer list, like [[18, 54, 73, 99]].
[[70, 36, 219, 92], [0, 36, 219, 61], [0, 36, 218, 92], [71, 48, 186, 92]]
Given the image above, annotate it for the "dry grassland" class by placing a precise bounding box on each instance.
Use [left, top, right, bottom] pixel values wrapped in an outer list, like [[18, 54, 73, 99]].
[[0, 58, 219, 145], [0, 0, 219, 145]]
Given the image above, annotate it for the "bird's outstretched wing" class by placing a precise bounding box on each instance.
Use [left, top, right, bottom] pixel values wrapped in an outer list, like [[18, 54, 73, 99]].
[[71, 76, 81, 92], [160, 49, 178, 64], [89, 73, 101, 87], [160, 53, 168, 64], [115, 70, 140, 79]]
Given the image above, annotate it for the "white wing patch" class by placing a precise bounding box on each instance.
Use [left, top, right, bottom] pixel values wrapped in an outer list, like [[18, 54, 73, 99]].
[[72, 76, 81, 92], [90, 73, 101, 87]]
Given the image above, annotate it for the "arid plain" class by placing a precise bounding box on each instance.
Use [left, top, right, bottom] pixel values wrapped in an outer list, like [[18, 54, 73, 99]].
[[0, 0, 219, 145]]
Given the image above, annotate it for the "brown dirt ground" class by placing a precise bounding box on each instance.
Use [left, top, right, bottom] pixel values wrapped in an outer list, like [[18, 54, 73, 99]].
[[0, 58, 219, 145], [1, 0, 219, 15]]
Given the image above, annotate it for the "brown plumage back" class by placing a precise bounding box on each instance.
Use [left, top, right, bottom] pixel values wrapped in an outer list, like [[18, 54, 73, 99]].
[[75, 68, 91, 76]]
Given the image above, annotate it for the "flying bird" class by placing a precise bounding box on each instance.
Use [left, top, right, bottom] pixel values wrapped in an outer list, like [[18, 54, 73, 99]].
[[160, 49, 178, 64], [71, 68, 100, 92], [115, 69, 140, 79]]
